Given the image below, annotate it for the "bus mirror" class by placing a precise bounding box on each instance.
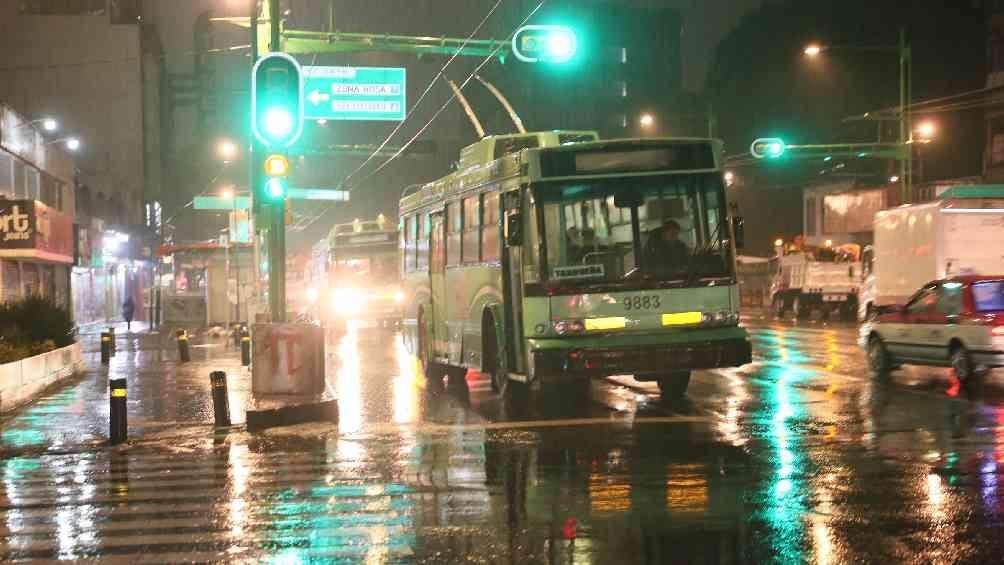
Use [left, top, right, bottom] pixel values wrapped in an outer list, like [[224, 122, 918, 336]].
[[613, 192, 642, 208], [732, 216, 746, 249], [506, 212, 523, 246]]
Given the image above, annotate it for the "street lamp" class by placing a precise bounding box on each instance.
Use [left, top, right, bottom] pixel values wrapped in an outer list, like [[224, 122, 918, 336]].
[[639, 113, 655, 127], [15, 117, 59, 133], [217, 139, 238, 161], [803, 29, 912, 202], [915, 120, 936, 141], [221, 187, 235, 200], [45, 137, 81, 151]]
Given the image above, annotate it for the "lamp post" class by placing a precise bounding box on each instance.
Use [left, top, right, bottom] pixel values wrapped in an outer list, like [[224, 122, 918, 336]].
[[804, 28, 912, 202]]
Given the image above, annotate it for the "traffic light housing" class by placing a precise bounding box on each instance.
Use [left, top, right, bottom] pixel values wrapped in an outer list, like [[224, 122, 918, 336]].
[[252, 53, 304, 147], [512, 25, 578, 63], [260, 153, 289, 201], [750, 138, 786, 159]]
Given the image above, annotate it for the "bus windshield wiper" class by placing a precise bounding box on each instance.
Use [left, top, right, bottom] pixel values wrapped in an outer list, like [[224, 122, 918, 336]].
[[685, 218, 726, 284]]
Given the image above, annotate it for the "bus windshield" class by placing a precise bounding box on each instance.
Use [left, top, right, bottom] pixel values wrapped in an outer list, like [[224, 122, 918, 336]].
[[536, 172, 731, 286], [331, 253, 398, 286]]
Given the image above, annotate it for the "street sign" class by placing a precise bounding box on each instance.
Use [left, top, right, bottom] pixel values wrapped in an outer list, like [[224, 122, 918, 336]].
[[303, 66, 406, 121], [750, 138, 786, 159], [286, 188, 350, 201], [193, 196, 251, 210]]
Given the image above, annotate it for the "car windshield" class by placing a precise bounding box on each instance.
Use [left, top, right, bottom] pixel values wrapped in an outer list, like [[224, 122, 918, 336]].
[[535, 172, 731, 286], [972, 280, 1004, 312]]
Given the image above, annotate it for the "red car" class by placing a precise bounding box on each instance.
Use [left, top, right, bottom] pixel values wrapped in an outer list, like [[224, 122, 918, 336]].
[[862, 276, 1004, 380]]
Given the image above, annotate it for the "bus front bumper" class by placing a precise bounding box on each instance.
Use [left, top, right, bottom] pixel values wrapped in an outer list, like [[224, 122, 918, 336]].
[[527, 327, 752, 380]]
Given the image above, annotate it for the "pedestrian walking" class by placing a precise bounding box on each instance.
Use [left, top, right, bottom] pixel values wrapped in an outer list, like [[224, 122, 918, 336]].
[[122, 295, 136, 331]]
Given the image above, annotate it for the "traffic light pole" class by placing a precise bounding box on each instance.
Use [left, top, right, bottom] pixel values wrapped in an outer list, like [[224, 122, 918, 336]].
[[265, 0, 286, 322]]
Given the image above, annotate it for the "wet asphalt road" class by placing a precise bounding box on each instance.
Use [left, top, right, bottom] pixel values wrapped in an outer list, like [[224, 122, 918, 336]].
[[2, 314, 1004, 563]]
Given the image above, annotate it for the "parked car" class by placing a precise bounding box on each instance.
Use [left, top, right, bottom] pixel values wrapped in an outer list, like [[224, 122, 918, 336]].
[[861, 276, 1004, 380]]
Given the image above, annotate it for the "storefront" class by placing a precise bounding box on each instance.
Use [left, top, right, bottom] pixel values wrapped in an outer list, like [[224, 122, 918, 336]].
[[0, 199, 73, 305]]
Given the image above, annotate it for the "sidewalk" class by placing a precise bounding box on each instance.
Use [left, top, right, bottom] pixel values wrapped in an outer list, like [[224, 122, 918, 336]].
[[0, 328, 249, 456]]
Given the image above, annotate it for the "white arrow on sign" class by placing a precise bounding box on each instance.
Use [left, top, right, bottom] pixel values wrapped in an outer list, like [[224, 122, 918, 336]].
[[307, 90, 330, 105]]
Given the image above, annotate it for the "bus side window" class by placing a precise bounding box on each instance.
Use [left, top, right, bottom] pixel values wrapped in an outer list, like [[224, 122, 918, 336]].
[[447, 201, 462, 266], [417, 212, 430, 271], [482, 191, 500, 263], [463, 195, 480, 264], [403, 216, 415, 273]]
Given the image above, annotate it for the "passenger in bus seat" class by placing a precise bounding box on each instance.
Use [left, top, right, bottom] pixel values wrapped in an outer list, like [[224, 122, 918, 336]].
[[643, 219, 691, 276]]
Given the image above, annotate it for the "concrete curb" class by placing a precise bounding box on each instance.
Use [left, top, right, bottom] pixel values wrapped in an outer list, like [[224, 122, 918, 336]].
[[246, 400, 339, 433]]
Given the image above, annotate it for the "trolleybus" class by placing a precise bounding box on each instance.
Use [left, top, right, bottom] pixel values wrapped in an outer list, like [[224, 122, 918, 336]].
[[399, 131, 751, 408]]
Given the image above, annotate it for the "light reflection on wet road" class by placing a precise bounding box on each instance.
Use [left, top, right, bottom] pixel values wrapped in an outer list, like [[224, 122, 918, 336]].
[[2, 314, 1004, 562]]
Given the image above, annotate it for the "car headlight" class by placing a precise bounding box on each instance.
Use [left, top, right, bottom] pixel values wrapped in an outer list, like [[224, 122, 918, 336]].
[[331, 288, 365, 315], [393, 289, 406, 304]]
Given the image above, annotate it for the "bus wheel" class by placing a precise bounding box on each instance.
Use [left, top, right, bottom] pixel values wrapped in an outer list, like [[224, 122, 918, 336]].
[[482, 317, 501, 393], [657, 371, 691, 401], [501, 377, 529, 419], [446, 365, 468, 390]]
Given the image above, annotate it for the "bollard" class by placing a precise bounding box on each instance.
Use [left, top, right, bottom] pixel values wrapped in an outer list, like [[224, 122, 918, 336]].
[[232, 324, 242, 348], [240, 327, 251, 367], [109, 378, 127, 444], [108, 327, 116, 356], [176, 330, 191, 363], [100, 332, 112, 365], [210, 371, 231, 427]]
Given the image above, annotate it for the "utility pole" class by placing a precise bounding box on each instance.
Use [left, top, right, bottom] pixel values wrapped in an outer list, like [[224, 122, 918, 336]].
[[899, 27, 912, 204]]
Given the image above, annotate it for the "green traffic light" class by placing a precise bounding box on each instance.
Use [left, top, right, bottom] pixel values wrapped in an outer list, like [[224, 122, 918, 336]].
[[263, 108, 294, 140], [266, 178, 286, 199], [513, 25, 578, 63], [546, 31, 576, 59]]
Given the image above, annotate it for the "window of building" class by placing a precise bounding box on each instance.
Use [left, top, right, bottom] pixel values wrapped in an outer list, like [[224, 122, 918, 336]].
[[462, 195, 480, 263], [25, 167, 40, 201], [805, 196, 817, 236], [446, 202, 462, 266], [621, 47, 628, 64], [0, 153, 13, 196], [482, 191, 500, 263], [18, 0, 107, 15], [618, 81, 628, 98]]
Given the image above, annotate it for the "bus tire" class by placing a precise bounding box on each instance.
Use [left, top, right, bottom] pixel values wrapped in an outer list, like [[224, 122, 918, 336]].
[[501, 377, 529, 419], [657, 371, 690, 400], [446, 365, 468, 390], [482, 312, 502, 393]]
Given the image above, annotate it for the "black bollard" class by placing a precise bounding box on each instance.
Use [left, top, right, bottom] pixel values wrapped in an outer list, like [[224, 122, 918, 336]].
[[108, 327, 116, 356], [240, 327, 251, 367], [176, 330, 191, 363], [109, 378, 127, 444], [232, 324, 241, 348], [210, 371, 231, 427], [100, 332, 112, 365]]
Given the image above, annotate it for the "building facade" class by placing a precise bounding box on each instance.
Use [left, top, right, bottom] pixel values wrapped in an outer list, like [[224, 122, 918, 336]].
[[0, 0, 164, 229], [0, 104, 76, 307]]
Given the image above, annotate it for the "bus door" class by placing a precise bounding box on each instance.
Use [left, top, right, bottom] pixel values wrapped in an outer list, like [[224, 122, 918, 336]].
[[502, 191, 526, 374], [429, 211, 447, 357]]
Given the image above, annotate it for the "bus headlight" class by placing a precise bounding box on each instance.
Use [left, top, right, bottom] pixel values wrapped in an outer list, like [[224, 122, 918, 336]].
[[331, 288, 365, 315]]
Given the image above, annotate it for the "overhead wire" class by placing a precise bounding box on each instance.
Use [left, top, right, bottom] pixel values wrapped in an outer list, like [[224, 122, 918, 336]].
[[290, 0, 509, 232], [295, 0, 549, 232]]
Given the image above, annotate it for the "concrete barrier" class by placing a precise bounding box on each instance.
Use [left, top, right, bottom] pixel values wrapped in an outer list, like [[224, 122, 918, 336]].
[[0, 343, 84, 414]]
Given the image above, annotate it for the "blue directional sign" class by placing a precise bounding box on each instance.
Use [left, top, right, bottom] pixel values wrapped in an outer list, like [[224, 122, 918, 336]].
[[302, 66, 406, 122]]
